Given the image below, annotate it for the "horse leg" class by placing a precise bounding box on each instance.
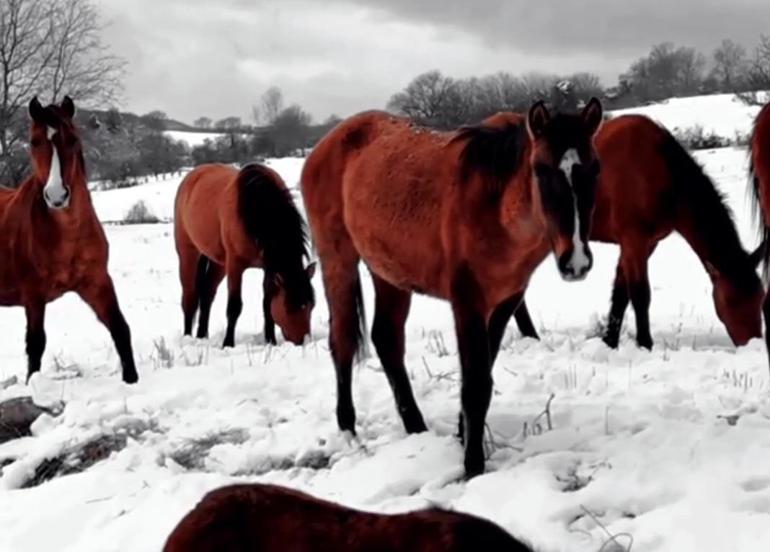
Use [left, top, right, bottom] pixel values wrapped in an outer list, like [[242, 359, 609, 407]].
[[177, 241, 202, 336], [24, 300, 46, 383], [621, 247, 653, 350], [602, 262, 630, 349], [457, 291, 521, 443], [511, 296, 540, 340], [262, 273, 276, 345], [222, 262, 245, 348], [77, 275, 138, 383], [322, 258, 364, 434], [370, 274, 427, 434], [451, 265, 492, 478], [196, 261, 225, 339]]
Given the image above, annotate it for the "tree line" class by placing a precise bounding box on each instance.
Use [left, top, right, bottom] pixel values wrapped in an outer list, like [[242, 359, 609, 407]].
[[386, 37, 770, 129], [2, 0, 770, 189]]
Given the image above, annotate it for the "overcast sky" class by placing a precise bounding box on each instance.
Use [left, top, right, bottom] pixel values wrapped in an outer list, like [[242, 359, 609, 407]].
[[96, 0, 769, 124]]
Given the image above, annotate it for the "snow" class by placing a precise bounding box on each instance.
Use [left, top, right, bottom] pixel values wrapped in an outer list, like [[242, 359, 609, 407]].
[[163, 130, 225, 148], [610, 93, 765, 139], [2, 118, 770, 551]]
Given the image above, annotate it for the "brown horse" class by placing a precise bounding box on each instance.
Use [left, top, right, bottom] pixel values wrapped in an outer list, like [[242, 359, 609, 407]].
[[163, 483, 533, 552], [514, 114, 764, 349], [750, 101, 770, 366], [302, 100, 603, 477], [174, 163, 315, 347], [0, 97, 137, 383]]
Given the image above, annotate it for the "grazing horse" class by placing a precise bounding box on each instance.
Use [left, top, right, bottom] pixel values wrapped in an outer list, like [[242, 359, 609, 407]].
[[302, 100, 604, 477], [514, 114, 764, 349], [750, 101, 770, 366], [0, 97, 137, 383], [163, 483, 533, 552], [174, 163, 315, 347]]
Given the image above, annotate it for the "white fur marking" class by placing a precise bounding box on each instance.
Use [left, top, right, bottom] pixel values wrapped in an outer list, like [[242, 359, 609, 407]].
[[43, 142, 69, 208], [47, 126, 57, 140], [561, 148, 591, 276]]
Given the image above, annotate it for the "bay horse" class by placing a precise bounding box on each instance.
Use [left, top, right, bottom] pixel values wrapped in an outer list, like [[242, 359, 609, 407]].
[[174, 163, 316, 348], [513, 114, 764, 349], [750, 101, 770, 366], [163, 483, 532, 552], [302, 99, 604, 477], [0, 97, 137, 384]]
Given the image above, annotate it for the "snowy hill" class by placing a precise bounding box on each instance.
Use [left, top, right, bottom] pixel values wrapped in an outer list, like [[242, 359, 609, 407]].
[[609, 93, 766, 139]]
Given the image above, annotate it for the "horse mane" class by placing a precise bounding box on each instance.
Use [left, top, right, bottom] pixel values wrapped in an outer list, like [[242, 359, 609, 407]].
[[236, 164, 313, 306], [451, 119, 527, 196], [748, 102, 770, 277], [660, 130, 758, 288]]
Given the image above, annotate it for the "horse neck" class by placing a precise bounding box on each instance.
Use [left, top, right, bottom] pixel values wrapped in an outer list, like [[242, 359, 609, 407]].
[[675, 196, 750, 283], [498, 169, 537, 235]]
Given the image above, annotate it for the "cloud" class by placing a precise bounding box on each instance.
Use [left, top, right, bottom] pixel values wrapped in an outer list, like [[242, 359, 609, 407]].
[[94, 0, 769, 123]]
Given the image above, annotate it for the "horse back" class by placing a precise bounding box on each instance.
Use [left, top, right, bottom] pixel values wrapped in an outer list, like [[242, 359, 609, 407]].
[[589, 115, 678, 244], [163, 483, 531, 552], [175, 164, 238, 264], [302, 111, 457, 296]]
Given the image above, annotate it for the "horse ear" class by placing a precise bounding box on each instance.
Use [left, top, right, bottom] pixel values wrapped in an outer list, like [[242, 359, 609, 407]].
[[61, 96, 76, 119], [748, 240, 767, 269], [29, 97, 45, 123], [527, 100, 550, 139], [582, 97, 603, 136], [306, 261, 317, 279]]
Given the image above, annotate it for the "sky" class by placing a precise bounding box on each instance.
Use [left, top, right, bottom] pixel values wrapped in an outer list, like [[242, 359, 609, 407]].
[[96, 0, 769, 125]]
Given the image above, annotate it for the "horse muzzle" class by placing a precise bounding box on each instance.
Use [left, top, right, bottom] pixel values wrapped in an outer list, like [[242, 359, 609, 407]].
[[44, 186, 71, 210]]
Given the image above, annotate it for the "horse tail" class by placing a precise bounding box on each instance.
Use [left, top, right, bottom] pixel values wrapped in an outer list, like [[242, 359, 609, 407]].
[[195, 255, 210, 306], [353, 273, 369, 360]]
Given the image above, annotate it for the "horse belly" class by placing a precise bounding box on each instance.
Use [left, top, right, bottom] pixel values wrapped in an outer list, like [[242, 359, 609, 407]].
[[343, 173, 444, 295]]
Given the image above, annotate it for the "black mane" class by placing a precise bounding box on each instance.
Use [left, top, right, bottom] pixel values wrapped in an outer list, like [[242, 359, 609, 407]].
[[236, 164, 313, 307], [660, 131, 759, 289], [452, 121, 527, 195]]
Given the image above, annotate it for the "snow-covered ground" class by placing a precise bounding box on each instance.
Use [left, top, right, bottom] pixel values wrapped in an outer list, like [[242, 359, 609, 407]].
[[611, 93, 766, 139], [2, 110, 770, 551], [164, 130, 225, 148]]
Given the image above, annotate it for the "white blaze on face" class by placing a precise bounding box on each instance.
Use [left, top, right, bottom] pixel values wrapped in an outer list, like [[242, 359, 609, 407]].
[[43, 126, 69, 209], [560, 148, 590, 276]]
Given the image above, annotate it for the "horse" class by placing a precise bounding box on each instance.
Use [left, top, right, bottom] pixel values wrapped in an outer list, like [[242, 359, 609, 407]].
[[163, 483, 533, 552], [750, 101, 770, 366], [301, 99, 604, 477], [174, 163, 316, 348], [513, 114, 764, 350], [0, 97, 138, 384]]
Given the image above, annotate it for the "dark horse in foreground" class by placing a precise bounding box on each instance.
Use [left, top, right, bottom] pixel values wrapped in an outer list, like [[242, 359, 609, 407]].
[[302, 100, 604, 477], [750, 101, 770, 367], [174, 163, 316, 347], [0, 97, 137, 383], [163, 483, 532, 552], [513, 114, 764, 349]]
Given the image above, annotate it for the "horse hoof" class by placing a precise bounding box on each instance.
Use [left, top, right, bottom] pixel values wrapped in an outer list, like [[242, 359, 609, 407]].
[[123, 371, 139, 384], [602, 335, 619, 349], [463, 462, 485, 480], [404, 418, 428, 434]]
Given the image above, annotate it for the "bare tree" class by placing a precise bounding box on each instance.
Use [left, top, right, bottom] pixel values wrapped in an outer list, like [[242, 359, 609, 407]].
[[194, 116, 212, 129], [259, 86, 284, 126], [0, 0, 124, 183], [711, 39, 747, 92], [387, 70, 466, 128], [215, 116, 242, 130], [742, 35, 770, 104]]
